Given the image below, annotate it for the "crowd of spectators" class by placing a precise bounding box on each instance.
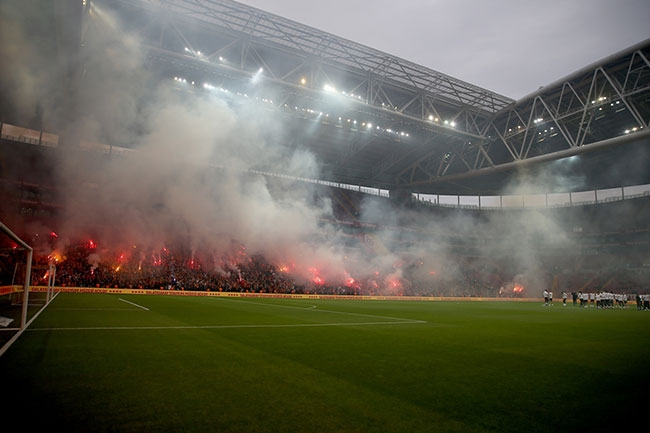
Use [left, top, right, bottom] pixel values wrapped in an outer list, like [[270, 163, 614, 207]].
[[2, 239, 649, 298], [0, 240, 497, 296]]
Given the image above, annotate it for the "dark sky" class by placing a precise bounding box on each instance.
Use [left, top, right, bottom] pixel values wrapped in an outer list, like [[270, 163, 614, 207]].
[[239, 0, 650, 100]]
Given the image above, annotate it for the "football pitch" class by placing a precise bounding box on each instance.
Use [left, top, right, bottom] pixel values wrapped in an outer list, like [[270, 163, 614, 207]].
[[1, 292, 648, 433]]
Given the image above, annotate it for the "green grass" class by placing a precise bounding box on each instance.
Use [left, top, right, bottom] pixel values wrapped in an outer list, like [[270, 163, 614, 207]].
[[1, 293, 648, 433]]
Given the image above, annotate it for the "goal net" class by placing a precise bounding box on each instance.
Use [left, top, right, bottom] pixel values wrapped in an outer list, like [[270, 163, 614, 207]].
[[10, 263, 57, 307], [0, 221, 34, 336]]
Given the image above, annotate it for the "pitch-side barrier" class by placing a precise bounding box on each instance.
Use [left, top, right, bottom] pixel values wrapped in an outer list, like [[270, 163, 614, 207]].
[[27, 286, 540, 302]]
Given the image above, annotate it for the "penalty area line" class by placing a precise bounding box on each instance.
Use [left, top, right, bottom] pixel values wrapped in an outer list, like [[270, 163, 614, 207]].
[[215, 298, 318, 310], [216, 298, 421, 323], [118, 298, 150, 310]]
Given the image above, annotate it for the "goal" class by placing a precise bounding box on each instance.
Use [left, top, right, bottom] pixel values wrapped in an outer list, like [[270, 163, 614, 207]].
[[0, 221, 33, 330], [10, 263, 57, 308]]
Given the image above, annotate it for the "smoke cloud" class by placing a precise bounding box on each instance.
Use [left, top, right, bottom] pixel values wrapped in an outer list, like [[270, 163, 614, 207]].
[[26, 3, 361, 288], [1, 3, 592, 296]]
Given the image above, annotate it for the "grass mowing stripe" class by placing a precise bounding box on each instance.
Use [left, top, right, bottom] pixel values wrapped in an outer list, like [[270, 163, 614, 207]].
[[26, 320, 427, 331]]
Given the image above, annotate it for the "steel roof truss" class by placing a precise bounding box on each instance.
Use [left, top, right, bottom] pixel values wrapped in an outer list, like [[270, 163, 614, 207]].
[[597, 67, 646, 127], [373, 135, 438, 180], [121, 0, 512, 114], [623, 50, 650, 91]]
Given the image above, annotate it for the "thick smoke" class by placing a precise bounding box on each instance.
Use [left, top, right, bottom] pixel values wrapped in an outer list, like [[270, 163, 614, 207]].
[[43, 4, 358, 285], [0, 2, 60, 128], [1, 3, 589, 295], [354, 187, 572, 296]]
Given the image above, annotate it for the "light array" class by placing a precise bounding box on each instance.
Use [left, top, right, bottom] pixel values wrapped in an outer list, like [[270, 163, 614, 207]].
[[178, 45, 459, 133], [174, 76, 412, 139], [624, 126, 643, 134], [504, 96, 644, 140]]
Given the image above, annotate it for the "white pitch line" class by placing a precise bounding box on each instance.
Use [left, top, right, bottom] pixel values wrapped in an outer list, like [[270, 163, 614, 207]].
[[118, 298, 150, 310], [311, 307, 423, 323], [217, 297, 422, 323], [50, 308, 140, 311], [215, 298, 318, 310], [27, 320, 427, 332]]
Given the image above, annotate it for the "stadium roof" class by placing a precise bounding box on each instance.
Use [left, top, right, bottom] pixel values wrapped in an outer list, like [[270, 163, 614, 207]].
[[6, 0, 650, 196]]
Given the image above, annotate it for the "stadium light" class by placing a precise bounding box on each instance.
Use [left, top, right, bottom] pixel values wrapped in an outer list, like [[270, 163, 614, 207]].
[[251, 67, 264, 84]]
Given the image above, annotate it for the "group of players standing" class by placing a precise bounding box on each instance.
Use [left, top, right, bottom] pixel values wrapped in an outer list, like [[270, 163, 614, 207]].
[[542, 289, 649, 309], [541, 289, 572, 306]]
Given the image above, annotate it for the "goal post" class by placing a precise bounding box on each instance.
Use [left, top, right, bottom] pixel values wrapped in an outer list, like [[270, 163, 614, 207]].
[[1, 221, 33, 329], [46, 263, 56, 303]]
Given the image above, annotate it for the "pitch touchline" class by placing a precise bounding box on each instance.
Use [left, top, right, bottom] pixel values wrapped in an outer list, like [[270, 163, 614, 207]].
[[28, 320, 427, 332]]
